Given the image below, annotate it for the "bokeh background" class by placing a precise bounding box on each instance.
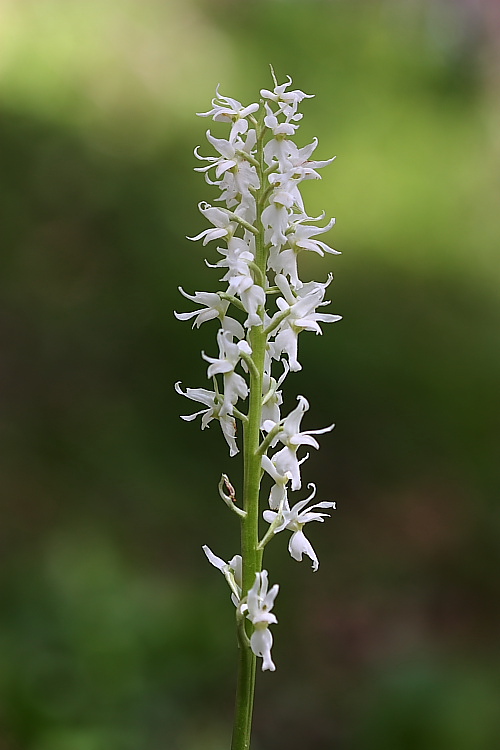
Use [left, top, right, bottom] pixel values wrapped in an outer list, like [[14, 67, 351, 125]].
[[1, 0, 500, 748]]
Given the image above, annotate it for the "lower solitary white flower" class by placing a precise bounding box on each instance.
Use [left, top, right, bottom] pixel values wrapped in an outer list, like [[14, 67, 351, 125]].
[[242, 571, 279, 671], [263, 484, 335, 571]]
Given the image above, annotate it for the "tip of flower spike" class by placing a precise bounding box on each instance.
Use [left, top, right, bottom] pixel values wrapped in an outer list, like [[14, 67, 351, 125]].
[[269, 63, 278, 88]]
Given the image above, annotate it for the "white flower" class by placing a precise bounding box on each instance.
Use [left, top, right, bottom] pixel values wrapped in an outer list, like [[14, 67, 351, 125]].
[[187, 202, 236, 245], [286, 213, 338, 253], [174, 288, 228, 328], [263, 484, 335, 571], [211, 172, 257, 220], [263, 102, 298, 135], [263, 103, 299, 171], [262, 172, 328, 251], [197, 85, 259, 142], [268, 170, 305, 212], [195, 130, 259, 211], [212, 234, 254, 269], [282, 138, 335, 180], [212, 237, 257, 295], [268, 214, 339, 289], [270, 274, 341, 371], [266, 395, 334, 490], [261, 200, 290, 249], [202, 545, 242, 606], [174, 287, 247, 337], [261, 453, 291, 510], [174, 381, 239, 456], [260, 73, 314, 121], [202, 329, 251, 416], [229, 275, 265, 329], [201, 131, 247, 179], [215, 238, 265, 328], [242, 571, 279, 672]]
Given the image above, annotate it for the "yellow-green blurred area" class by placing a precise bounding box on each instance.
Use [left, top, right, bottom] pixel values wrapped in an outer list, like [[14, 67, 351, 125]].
[[1, 0, 499, 747]]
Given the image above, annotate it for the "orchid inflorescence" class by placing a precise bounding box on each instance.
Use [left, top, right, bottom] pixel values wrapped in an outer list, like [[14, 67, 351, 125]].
[[175, 71, 340, 679]]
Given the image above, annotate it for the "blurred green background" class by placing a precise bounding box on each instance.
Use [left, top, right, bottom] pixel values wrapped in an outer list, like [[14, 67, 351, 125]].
[[1, 0, 499, 748]]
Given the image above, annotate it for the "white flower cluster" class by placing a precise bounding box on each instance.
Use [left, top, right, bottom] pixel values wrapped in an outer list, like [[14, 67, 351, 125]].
[[176, 73, 339, 671]]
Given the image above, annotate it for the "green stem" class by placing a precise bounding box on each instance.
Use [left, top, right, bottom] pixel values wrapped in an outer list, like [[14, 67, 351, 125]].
[[230, 109, 268, 750], [263, 307, 291, 337], [226, 211, 259, 236], [257, 422, 283, 456]]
